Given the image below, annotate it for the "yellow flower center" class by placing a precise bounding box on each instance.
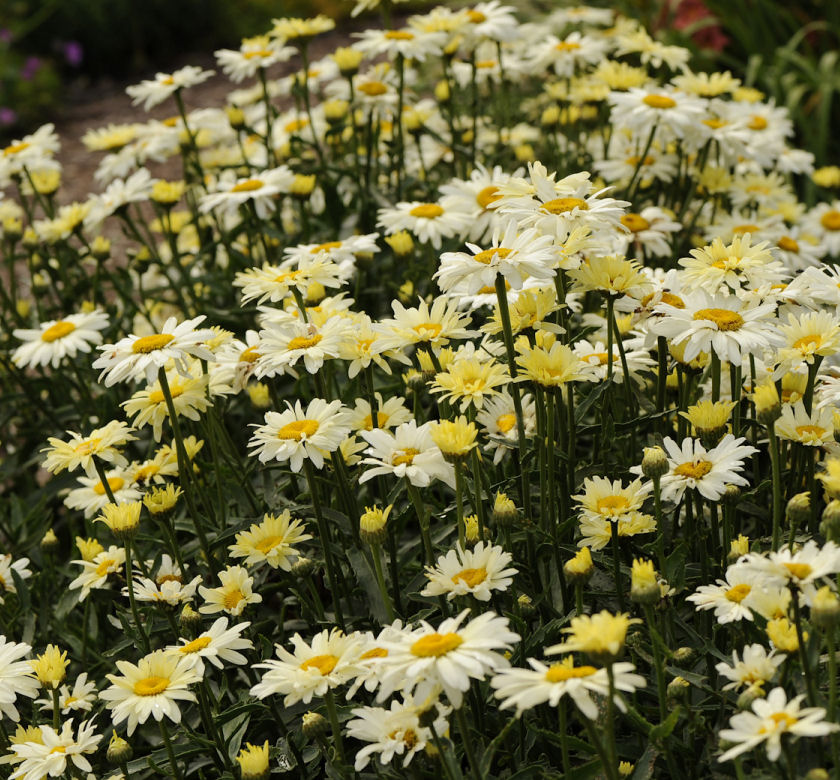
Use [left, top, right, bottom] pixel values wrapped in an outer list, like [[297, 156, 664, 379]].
[[496, 413, 517, 434], [641, 291, 685, 309], [820, 210, 840, 231], [693, 308, 744, 331], [544, 663, 598, 683], [725, 584, 751, 603], [476, 185, 501, 210], [467, 10, 486, 22], [793, 334, 821, 353], [778, 236, 800, 252], [541, 197, 588, 215], [223, 588, 244, 609], [300, 654, 338, 674], [452, 567, 488, 587], [392, 447, 420, 466], [284, 118, 309, 132], [358, 81, 388, 96], [625, 154, 656, 166], [95, 558, 116, 576], [73, 437, 101, 456], [783, 563, 813, 580], [361, 647, 388, 660], [310, 241, 342, 253], [643, 94, 677, 109], [621, 213, 650, 233], [42, 320, 76, 342], [596, 495, 630, 514], [243, 49, 273, 59], [134, 676, 170, 696], [363, 412, 388, 431], [673, 460, 713, 479], [230, 179, 264, 193], [132, 333, 175, 354], [748, 115, 768, 131], [702, 118, 727, 130], [287, 334, 323, 351], [149, 382, 184, 404], [93, 476, 125, 495], [277, 419, 320, 440], [473, 247, 512, 265], [239, 345, 260, 363], [180, 636, 213, 654], [410, 632, 464, 657], [795, 424, 826, 439], [584, 351, 613, 366], [385, 30, 414, 40], [409, 203, 444, 219], [759, 712, 798, 733], [3, 141, 30, 156], [413, 322, 442, 339], [254, 535, 285, 554], [476, 59, 497, 69], [49, 745, 68, 754], [555, 41, 581, 52]]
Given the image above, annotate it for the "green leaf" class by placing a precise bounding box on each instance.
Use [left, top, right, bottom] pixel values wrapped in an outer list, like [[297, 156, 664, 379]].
[[649, 706, 681, 742]]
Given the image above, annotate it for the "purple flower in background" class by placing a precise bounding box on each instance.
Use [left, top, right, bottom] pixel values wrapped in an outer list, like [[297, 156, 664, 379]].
[[20, 56, 42, 81], [63, 40, 83, 67], [0, 28, 12, 44], [0, 107, 17, 126]]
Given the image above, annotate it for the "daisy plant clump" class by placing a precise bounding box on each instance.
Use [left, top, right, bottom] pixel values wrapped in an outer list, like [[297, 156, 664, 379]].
[[4, 3, 840, 779]]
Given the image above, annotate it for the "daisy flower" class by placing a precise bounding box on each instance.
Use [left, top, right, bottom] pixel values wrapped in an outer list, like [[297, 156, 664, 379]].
[[338, 315, 404, 379], [430, 355, 510, 411], [377, 201, 471, 250], [234, 255, 344, 307], [248, 399, 352, 472], [572, 338, 655, 384], [376, 610, 519, 707], [718, 687, 838, 762], [614, 207, 682, 257], [655, 434, 757, 504], [129, 575, 202, 606], [359, 420, 455, 488], [228, 510, 312, 570], [354, 27, 447, 61], [438, 165, 520, 243], [347, 696, 451, 772], [69, 545, 126, 601], [775, 310, 840, 373], [0, 555, 31, 604], [42, 420, 135, 478], [347, 395, 413, 433], [568, 255, 653, 300], [678, 234, 783, 294], [379, 298, 475, 352], [126, 65, 214, 110], [802, 200, 840, 256], [84, 168, 158, 228], [476, 391, 536, 463], [215, 36, 295, 83], [0, 637, 39, 721], [608, 86, 706, 140], [737, 541, 840, 600], [8, 718, 101, 779], [250, 628, 363, 706], [12, 309, 109, 369], [36, 672, 97, 715], [435, 220, 556, 295], [649, 291, 778, 364], [166, 618, 253, 675], [573, 477, 652, 523], [93, 315, 215, 386], [421, 542, 518, 601], [64, 469, 143, 519], [199, 565, 262, 616], [256, 317, 348, 376], [774, 402, 834, 447], [715, 644, 785, 692], [199, 166, 295, 219], [545, 611, 640, 663], [686, 568, 761, 624], [491, 657, 645, 719], [100, 650, 200, 735]]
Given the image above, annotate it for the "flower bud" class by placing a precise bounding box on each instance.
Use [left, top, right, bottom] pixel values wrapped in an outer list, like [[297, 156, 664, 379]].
[[723, 484, 741, 504], [618, 762, 635, 777], [226, 105, 246, 129], [492, 492, 518, 527], [247, 382, 271, 409], [40, 528, 59, 553], [820, 499, 840, 543], [107, 730, 133, 764], [805, 770, 830, 780], [91, 235, 111, 260], [787, 492, 811, 529], [673, 646, 694, 664], [736, 682, 764, 711], [236, 740, 270, 780], [517, 593, 535, 616], [431, 417, 478, 463], [97, 501, 142, 542], [143, 485, 181, 520], [179, 604, 202, 635], [291, 556, 316, 578], [302, 711, 328, 740], [360, 505, 391, 545], [564, 547, 594, 584], [728, 534, 749, 563], [766, 617, 802, 653], [641, 446, 668, 479], [29, 645, 68, 689], [753, 381, 781, 425], [463, 514, 482, 545], [811, 585, 840, 629], [667, 676, 690, 704], [630, 558, 659, 604]]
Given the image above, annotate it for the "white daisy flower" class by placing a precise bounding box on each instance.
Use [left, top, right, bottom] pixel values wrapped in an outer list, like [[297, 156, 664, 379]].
[[347, 696, 451, 772], [655, 434, 757, 504], [198, 565, 262, 616], [256, 317, 349, 376], [347, 395, 414, 434], [378, 297, 475, 352], [100, 651, 200, 735], [354, 27, 447, 60], [737, 541, 840, 602], [166, 618, 253, 675], [228, 510, 312, 570], [377, 201, 471, 250], [718, 687, 838, 762], [774, 402, 834, 448], [64, 470, 143, 519], [421, 542, 517, 601], [0, 637, 39, 721], [248, 398, 352, 472], [126, 65, 214, 110], [613, 207, 682, 258], [715, 644, 785, 692], [8, 718, 101, 779], [476, 391, 536, 464], [376, 609, 519, 708], [491, 657, 645, 718], [12, 309, 109, 369], [69, 545, 126, 601], [572, 338, 655, 385], [235, 256, 345, 307], [215, 35, 295, 82], [128, 575, 202, 606], [0, 555, 31, 604], [359, 420, 455, 488], [36, 672, 97, 715], [93, 315, 215, 386], [84, 168, 158, 229], [42, 420, 135, 478], [199, 166, 295, 219], [250, 628, 363, 706], [686, 568, 761, 624]]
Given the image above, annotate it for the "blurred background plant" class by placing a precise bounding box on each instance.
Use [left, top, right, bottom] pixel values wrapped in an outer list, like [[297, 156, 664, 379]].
[[0, 0, 345, 142]]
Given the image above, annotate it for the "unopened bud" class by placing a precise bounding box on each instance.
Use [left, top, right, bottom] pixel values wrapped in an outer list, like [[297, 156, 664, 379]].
[[728, 534, 749, 563], [630, 558, 659, 604], [641, 446, 668, 479], [291, 556, 316, 578], [302, 711, 328, 739], [821, 499, 840, 543], [492, 492, 518, 527], [107, 731, 133, 764], [179, 604, 202, 635], [737, 683, 764, 711], [673, 646, 694, 664], [517, 593, 535, 616], [811, 586, 840, 629], [564, 547, 594, 584], [667, 676, 690, 703], [360, 505, 391, 545], [40, 528, 59, 553], [787, 492, 811, 526]]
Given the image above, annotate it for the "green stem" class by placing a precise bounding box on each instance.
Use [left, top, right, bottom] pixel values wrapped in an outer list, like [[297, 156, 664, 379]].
[[790, 583, 818, 705], [827, 628, 840, 770], [455, 706, 482, 780], [124, 540, 150, 653], [324, 689, 347, 765], [768, 423, 783, 550], [406, 479, 435, 565], [370, 542, 395, 621], [455, 461, 466, 549], [158, 720, 183, 780], [611, 521, 625, 611]]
